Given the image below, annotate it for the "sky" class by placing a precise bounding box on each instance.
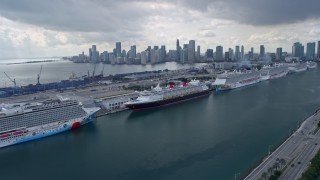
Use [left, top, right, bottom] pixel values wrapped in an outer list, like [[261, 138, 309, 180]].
[[0, 0, 320, 59]]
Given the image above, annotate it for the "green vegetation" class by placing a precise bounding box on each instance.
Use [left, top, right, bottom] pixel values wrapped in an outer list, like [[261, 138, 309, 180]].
[[269, 171, 282, 180], [299, 148, 320, 180], [258, 158, 287, 180], [312, 126, 320, 135]]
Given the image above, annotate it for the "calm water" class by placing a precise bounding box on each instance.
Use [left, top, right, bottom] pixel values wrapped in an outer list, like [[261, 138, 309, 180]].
[[1, 68, 320, 180], [0, 61, 205, 88]]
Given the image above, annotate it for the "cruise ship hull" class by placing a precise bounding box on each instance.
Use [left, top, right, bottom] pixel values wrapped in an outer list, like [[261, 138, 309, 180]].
[[125, 90, 211, 111], [0, 108, 99, 148]]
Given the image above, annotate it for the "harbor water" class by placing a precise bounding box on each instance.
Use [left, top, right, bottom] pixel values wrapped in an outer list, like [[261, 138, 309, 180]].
[[0, 60, 205, 88], [1, 64, 320, 179]]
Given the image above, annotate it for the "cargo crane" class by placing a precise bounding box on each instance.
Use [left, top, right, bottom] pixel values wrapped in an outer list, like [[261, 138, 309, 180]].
[[4, 72, 17, 95], [4, 72, 16, 88], [36, 65, 43, 85]]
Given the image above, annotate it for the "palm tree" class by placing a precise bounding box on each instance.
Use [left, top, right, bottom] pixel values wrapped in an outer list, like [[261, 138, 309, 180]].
[[268, 166, 274, 176], [279, 158, 286, 169], [261, 172, 268, 180], [273, 162, 280, 171]]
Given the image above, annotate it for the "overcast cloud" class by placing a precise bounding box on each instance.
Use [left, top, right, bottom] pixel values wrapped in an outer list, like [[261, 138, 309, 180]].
[[0, 0, 320, 58]]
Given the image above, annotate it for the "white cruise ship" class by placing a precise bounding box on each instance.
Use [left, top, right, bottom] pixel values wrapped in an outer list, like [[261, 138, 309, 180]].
[[307, 61, 317, 69], [214, 70, 261, 91], [260, 64, 289, 80], [288, 63, 307, 73], [0, 98, 100, 148]]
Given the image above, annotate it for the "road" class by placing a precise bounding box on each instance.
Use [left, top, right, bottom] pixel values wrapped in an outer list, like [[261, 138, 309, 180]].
[[244, 110, 320, 180]]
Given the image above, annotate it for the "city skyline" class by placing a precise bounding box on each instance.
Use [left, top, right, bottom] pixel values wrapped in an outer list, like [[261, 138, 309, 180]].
[[1, 0, 320, 58]]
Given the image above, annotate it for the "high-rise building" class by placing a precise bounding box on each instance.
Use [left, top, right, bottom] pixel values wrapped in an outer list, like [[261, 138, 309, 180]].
[[150, 49, 156, 64], [260, 45, 265, 59], [229, 48, 234, 61], [146, 46, 151, 62], [196, 45, 200, 62], [216, 46, 223, 61], [317, 41, 320, 60], [130, 45, 136, 58], [89, 48, 92, 62], [102, 51, 109, 63], [108, 53, 115, 65], [276, 48, 282, 60], [188, 40, 195, 63], [141, 51, 147, 65], [241, 45, 244, 59], [183, 44, 188, 62], [116, 42, 121, 57], [225, 52, 230, 61], [306, 42, 316, 60], [250, 47, 254, 60], [235, 46, 240, 61], [176, 39, 180, 61], [160, 45, 166, 62], [292, 42, 304, 59], [92, 45, 96, 52], [90, 45, 99, 63], [122, 50, 126, 58], [180, 49, 185, 64], [206, 49, 214, 61]]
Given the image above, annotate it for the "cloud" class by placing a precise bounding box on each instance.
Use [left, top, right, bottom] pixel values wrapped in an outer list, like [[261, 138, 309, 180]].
[[175, 0, 320, 26], [0, 0, 320, 58]]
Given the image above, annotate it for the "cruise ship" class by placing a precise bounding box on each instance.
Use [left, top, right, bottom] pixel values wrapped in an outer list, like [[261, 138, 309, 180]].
[[214, 70, 261, 91], [0, 98, 100, 148], [261, 64, 289, 80], [307, 61, 317, 69], [288, 63, 307, 73], [124, 80, 211, 111]]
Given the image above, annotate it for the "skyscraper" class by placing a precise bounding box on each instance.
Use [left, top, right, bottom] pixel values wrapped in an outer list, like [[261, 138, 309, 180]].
[[235, 46, 240, 61], [276, 48, 282, 60], [241, 45, 244, 59], [130, 45, 136, 58], [141, 51, 147, 65], [89, 48, 92, 62], [150, 49, 156, 64], [260, 45, 265, 59], [116, 42, 121, 57], [188, 40, 195, 63], [160, 45, 166, 62], [206, 49, 214, 61], [180, 49, 185, 64], [250, 47, 254, 60], [196, 45, 200, 62], [90, 45, 99, 63], [216, 46, 223, 61], [292, 42, 304, 59], [176, 39, 180, 61], [306, 42, 316, 60], [229, 48, 234, 61], [225, 52, 229, 61]]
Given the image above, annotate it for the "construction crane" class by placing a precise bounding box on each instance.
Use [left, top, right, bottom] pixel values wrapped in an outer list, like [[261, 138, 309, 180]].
[[37, 65, 43, 85], [4, 72, 16, 88]]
